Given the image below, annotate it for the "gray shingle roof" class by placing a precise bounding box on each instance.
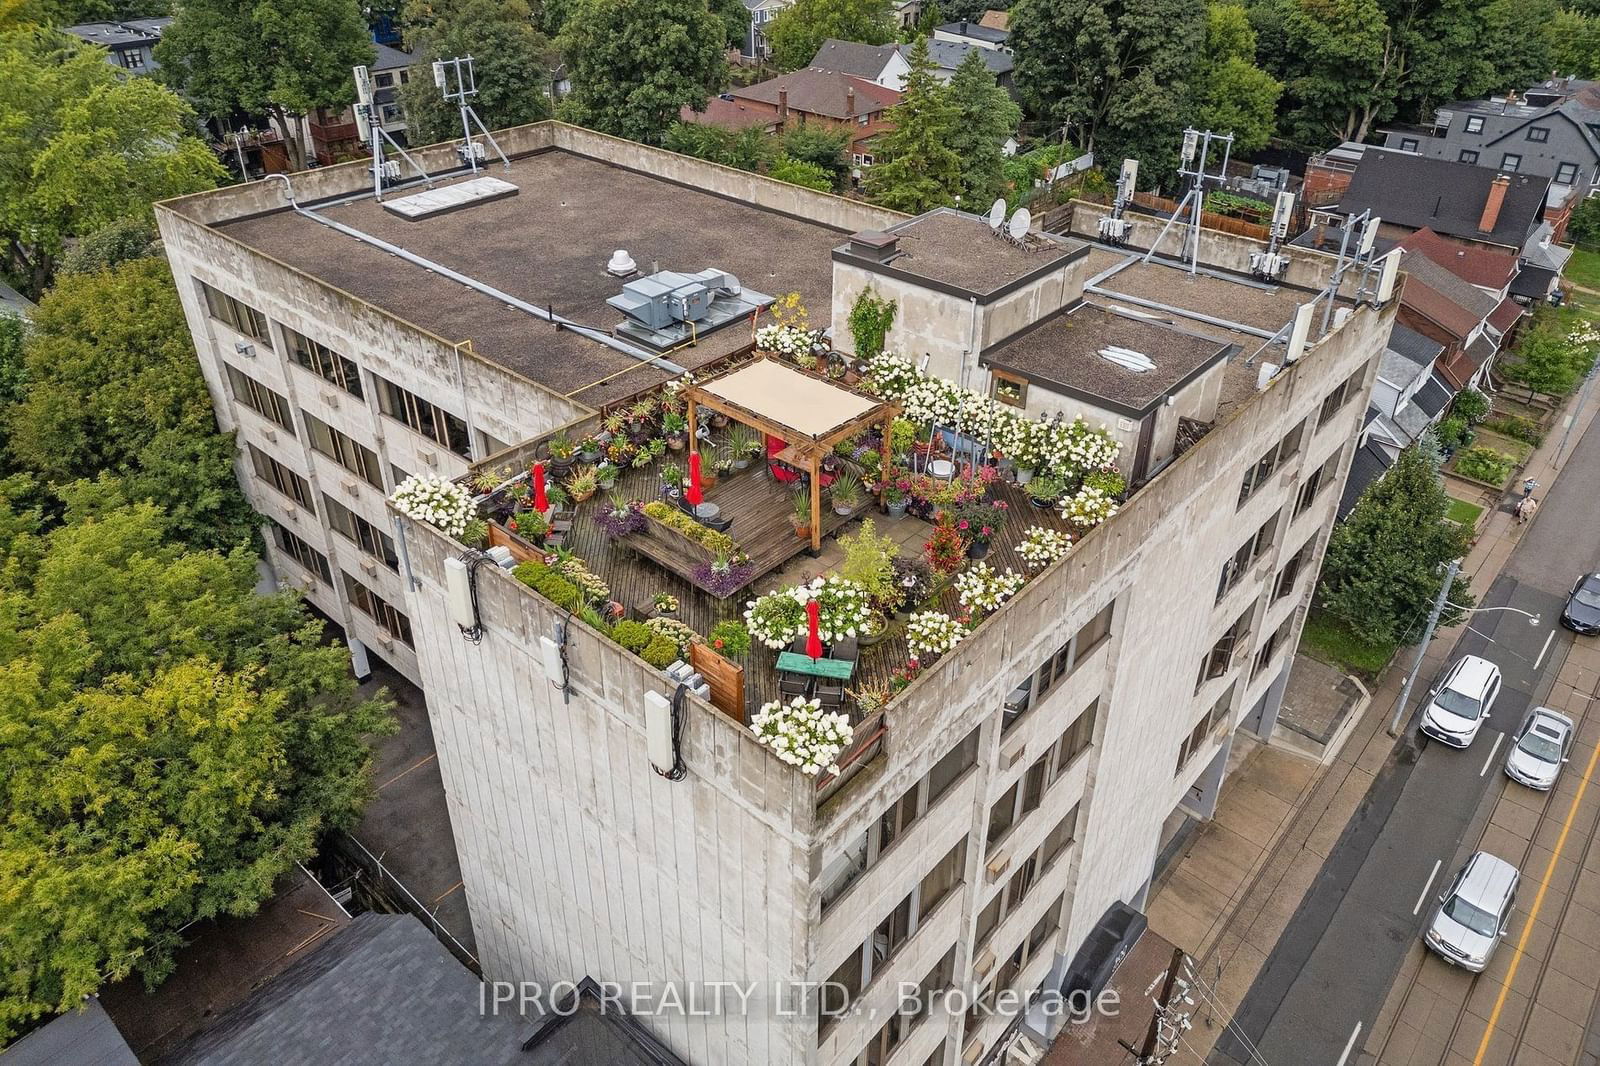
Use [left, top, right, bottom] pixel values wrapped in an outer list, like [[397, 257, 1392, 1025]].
[[1386, 323, 1444, 368], [1412, 373, 1454, 418], [901, 38, 1013, 76], [1336, 149, 1548, 248], [1338, 441, 1394, 519], [3, 999, 136, 1066], [809, 38, 900, 79], [937, 20, 1010, 43]]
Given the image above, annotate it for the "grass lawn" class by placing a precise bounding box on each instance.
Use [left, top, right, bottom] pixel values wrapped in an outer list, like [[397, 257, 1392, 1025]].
[[1446, 497, 1483, 527], [1300, 611, 1398, 679], [1566, 246, 1600, 291]]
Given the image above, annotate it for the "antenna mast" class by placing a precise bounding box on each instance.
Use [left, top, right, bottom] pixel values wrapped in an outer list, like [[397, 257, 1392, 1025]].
[[354, 64, 433, 201], [1319, 208, 1383, 334], [433, 55, 511, 174], [1141, 128, 1234, 275], [1098, 158, 1139, 245]]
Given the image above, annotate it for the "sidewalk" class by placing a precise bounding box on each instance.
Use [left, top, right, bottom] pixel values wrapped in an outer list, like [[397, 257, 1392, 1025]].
[[1142, 378, 1600, 1059]]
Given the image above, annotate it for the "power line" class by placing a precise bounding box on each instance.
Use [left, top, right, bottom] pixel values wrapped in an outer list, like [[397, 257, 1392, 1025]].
[[1182, 967, 1273, 1066]]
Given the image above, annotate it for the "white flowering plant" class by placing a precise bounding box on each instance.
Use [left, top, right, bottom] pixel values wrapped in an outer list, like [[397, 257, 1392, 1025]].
[[1017, 526, 1073, 569], [390, 475, 475, 537], [1059, 485, 1119, 529], [750, 696, 855, 776], [755, 323, 820, 360], [954, 563, 1026, 614], [743, 576, 872, 648], [907, 610, 967, 659]]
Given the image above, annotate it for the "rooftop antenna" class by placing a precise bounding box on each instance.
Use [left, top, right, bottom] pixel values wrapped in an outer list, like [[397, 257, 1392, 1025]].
[[433, 55, 511, 175], [986, 197, 1006, 233], [354, 64, 432, 201], [1141, 127, 1234, 275], [1249, 189, 1296, 280], [1007, 207, 1033, 249], [1318, 209, 1383, 334], [1098, 158, 1139, 244]]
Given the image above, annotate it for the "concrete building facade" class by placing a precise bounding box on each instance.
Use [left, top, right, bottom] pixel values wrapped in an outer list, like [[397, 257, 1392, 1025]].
[[158, 124, 1394, 1066]]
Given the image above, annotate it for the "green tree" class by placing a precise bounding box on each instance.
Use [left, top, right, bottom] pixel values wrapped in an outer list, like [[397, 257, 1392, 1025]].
[[710, 0, 750, 49], [781, 123, 852, 186], [1502, 323, 1582, 400], [944, 47, 1020, 207], [1568, 193, 1600, 248], [867, 36, 961, 211], [398, 0, 553, 145], [766, 0, 894, 71], [556, 0, 726, 143], [57, 217, 159, 278], [0, 501, 394, 1041], [1, 0, 167, 25], [1194, 4, 1280, 154], [1317, 443, 1474, 647], [155, 0, 376, 171], [0, 29, 221, 297], [1266, 0, 1397, 144], [1547, 8, 1600, 79], [1010, 0, 1202, 184], [663, 121, 771, 171], [7, 260, 257, 552], [770, 152, 834, 190]]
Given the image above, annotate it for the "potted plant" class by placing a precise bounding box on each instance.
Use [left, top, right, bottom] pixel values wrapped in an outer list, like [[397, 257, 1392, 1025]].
[[594, 494, 646, 537], [1027, 474, 1065, 510], [627, 397, 657, 442], [596, 462, 620, 491], [507, 479, 531, 512], [548, 433, 577, 477], [602, 411, 627, 438], [566, 465, 599, 503], [889, 556, 932, 617], [708, 619, 751, 657], [709, 409, 731, 430], [882, 480, 908, 520], [858, 610, 890, 648], [606, 440, 635, 468], [578, 435, 603, 463], [792, 490, 813, 540], [955, 498, 1008, 560], [662, 411, 689, 450], [713, 453, 736, 478], [727, 426, 761, 470], [923, 515, 967, 575], [652, 592, 679, 616], [830, 472, 862, 516], [659, 460, 683, 499]]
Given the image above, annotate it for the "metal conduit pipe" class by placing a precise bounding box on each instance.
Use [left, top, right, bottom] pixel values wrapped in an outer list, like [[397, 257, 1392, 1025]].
[[1083, 284, 1279, 340], [265, 174, 687, 375]]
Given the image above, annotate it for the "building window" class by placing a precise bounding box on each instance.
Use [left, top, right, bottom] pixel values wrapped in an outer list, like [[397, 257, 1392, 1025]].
[[1294, 450, 1342, 516], [120, 49, 145, 69], [1197, 610, 1252, 691], [1556, 162, 1580, 185], [1178, 682, 1235, 772], [286, 327, 363, 398], [1464, 116, 1484, 134], [270, 520, 332, 582], [225, 363, 295, 434], [1002, 602, 1113, 729], [1501, 153, 1521, 173], [1238, 419, 1306, 506], [376, 376, 471, 457], [1318, 366, 1365, 428], [995, 895, 1064, 994], [851, 948, 955, 1066], [1459, 149, 1480, 164], [990, 370, 1027, 407], [342, 571, 414, 646], [1254, 612, 1296, 678], [1217, 511, 1279, 603], [248, 444, 315, 510], [1273, 536, 1316, 601], [200, 281, 271, 345], [986, 754, 1048, 847], [1400, 137, 1419, 152], [323, 493, 400, 570], [305, 412, 384, 488], [1527, 126, 1550, 143], [479, 429, 511, 457], [860, 154, 874, 166], [1054, 698, 1098, 773]]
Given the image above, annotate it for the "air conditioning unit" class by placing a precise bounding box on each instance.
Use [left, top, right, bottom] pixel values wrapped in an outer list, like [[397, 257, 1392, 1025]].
[[1000, 732, 1028, 769], [360, 559, 378, 576], [343, 479, 360, 497], [379, 635, 395, 651], [285, 505, 297, 519], [972, 948, 996, 977], [962, 1038, 986, 1065], [263, 429, 277, 443], [986, 850, 1010, 882]]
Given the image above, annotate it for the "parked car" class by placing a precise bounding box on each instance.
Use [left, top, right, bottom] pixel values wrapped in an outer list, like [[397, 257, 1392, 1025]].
[[1424, 852, 1519, 972], [1561, 573, 1600, 635], [1419, 655, 1501, 748], [1504, 707, 1573, 790]]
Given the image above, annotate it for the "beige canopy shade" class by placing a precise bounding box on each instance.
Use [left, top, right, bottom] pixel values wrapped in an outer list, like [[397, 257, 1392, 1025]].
[[685, 358, 897, 551]]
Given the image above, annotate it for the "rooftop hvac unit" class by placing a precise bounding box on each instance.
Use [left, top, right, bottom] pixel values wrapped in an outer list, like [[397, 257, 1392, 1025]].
[[608, 268, 742, 331]]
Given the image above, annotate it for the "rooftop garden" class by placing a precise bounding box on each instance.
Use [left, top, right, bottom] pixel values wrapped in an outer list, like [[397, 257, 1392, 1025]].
[[391, 295, 1126, 792]]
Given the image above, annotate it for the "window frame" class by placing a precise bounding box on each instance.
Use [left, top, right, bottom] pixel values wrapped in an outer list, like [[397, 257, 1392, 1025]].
[[342, 570, 415, 646], [1555, 162, 1579, 185], [1003, 603, 1112, 729], [285, 326, 364, 398], [323, 492, 400, 570], [270, 519, 332, 583], [1501, 152, 1522, 173], [1465, 115, 1485, 134], [1399, 137, 1419, 152], [248, 444, 315, 510], [990, 368, 1028, 408], [200, 281, 271, 345], [1459, 149, 1480, 164], [305, 412, 384, 489], [376, 376, 472, 458], [1527, 126, 1550, 143]]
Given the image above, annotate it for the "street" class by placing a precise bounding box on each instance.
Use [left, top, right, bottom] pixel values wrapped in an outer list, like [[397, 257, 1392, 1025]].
[[1212, 410, 1600, 1066]]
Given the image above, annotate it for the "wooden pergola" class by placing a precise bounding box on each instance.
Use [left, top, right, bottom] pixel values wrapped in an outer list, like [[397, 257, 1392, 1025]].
[[685, 359, 898, 552]]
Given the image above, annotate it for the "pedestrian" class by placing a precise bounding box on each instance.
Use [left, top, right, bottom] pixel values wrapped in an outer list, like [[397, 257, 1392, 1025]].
[[1524, 497, 1539, 523], [1523, 477, 1538, 498], [1513, 498, 1527, 524]]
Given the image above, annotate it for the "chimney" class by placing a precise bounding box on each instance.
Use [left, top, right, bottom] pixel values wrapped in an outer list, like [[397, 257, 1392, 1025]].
[[778, 87, 788, 130], [847, 230, 900, 263], [1480, 174, 1510, 232], [846, 84, 856, 118]]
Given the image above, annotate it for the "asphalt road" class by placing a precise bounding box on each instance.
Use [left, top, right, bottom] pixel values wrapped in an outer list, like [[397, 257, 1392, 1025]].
[[1211, 414, 1600, 1066]]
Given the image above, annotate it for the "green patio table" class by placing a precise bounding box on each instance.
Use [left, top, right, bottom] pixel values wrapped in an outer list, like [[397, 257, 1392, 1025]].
[[775, 651, 855, 680]]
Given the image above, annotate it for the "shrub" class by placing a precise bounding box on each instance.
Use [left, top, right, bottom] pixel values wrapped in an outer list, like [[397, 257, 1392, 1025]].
[[1433, 415, 1471, 451], [535, 572, 583, 612], [513, 560, 549, 587], [641, 634, 680, 669], [1454, 446, 1515, 485], [641, 500, 739, 555], [1450, 388, 1489, 425], [709, 620, 751, 657], [613, 620, 653, 652], [645, 617, 700, 656], [1481, 414, 1544, 446]]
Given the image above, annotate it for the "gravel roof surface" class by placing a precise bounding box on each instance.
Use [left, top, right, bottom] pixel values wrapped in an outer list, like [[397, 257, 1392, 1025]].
[[882, 209, 1077, 294], [1097, 260, 1330, 335]]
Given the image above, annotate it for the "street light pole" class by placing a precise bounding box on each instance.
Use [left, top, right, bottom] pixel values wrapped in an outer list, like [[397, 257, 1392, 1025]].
[[1388, 558, 1462, 737]]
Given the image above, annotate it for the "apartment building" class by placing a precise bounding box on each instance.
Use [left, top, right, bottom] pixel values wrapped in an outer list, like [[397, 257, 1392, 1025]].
[[156, 124, 1395, 1066]]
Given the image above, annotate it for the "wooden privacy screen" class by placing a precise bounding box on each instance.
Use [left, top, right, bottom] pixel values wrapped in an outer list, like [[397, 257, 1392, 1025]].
[[689, 642, 746, 723]]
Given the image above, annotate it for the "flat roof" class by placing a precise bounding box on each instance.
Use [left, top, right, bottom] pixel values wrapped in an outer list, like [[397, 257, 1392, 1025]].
[[1094, 258, 1327, 336], [214, 149, 846, 409], [846, 209, 1080, 298], [980, 302, 1235, 416]]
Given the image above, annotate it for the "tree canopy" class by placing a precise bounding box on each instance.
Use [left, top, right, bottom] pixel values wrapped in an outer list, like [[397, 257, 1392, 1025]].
[[0, 28, 221, 297], [556, 0, 726, 144], [0, 500, 394, 1042], [1193, 4, 1280, 154], [5, 260, 258, 552], [866, 36, 962, 212], [944, 48, 1021, 208], [398, 0, 553, 145], [766, 0, 894, 71], [1317, 442, 1474, 646], [155, 0, 376, 170]]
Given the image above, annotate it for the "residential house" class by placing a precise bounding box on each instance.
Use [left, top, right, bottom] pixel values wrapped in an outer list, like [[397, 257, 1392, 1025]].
[[1302, 141, 1374, 208], [3, 997, 137, 1066], [1399, 227, 1525, 345], [728, 67, 900, 170], [1316, 149, 1552, 254], [909, 39, 1015, 90], [678, 95, 782, 133], [1514, 220, 1574, 304], [63, 16, 170, 74], [1396, 248, 1501, 390], [741, 0, 794, 60], [307, 42, 418, 164], [1338, 326, 1452, 515], [809, 37, 1014, 91], [934, 19, 1011, 51], [892, 0, 925, 29], [1381, 77, 1600, 198]]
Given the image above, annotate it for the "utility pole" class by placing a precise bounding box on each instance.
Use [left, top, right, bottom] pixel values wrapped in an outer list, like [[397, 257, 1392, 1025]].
[[1554, 357, 1597, 468], [1387, 557, 1462, 736], [1120, 946, 1189, 1065]]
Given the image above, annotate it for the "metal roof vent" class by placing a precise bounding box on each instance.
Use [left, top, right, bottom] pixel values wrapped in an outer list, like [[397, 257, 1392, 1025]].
[[607, 249, 638, 277], [1098, 346, 1155, 373]]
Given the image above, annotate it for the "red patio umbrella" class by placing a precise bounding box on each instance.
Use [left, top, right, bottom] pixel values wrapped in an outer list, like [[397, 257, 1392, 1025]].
[[532, 461, 548, 513], [805, 599, 823, 660], [686, 451, 704, 507]]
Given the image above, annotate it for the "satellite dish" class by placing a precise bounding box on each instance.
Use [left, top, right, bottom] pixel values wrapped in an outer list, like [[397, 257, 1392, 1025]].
[[987, 198, 1006, 230], [1008, 208, 1032, 241]]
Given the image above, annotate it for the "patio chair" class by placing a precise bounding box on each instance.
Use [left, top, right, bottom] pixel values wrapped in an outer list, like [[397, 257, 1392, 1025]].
[[830, 636, 859, 664], [779, 674, 812, 700], [815, 679, 846, 710]]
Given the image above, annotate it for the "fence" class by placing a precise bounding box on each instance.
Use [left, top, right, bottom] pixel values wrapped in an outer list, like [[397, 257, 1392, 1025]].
[[335, 831, 481, 972], [1129, 191, 1272, 241]]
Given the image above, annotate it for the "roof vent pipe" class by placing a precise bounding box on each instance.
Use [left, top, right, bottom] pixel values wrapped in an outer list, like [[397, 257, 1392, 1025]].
[[607, 249, 637, 276]]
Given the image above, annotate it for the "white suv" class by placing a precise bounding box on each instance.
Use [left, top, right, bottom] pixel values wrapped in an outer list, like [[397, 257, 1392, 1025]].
[[1419, 655, 1501, 748]]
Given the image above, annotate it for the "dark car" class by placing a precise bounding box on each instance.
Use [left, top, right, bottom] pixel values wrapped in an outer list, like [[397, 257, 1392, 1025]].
[[1562, 573, 1600, 635]]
